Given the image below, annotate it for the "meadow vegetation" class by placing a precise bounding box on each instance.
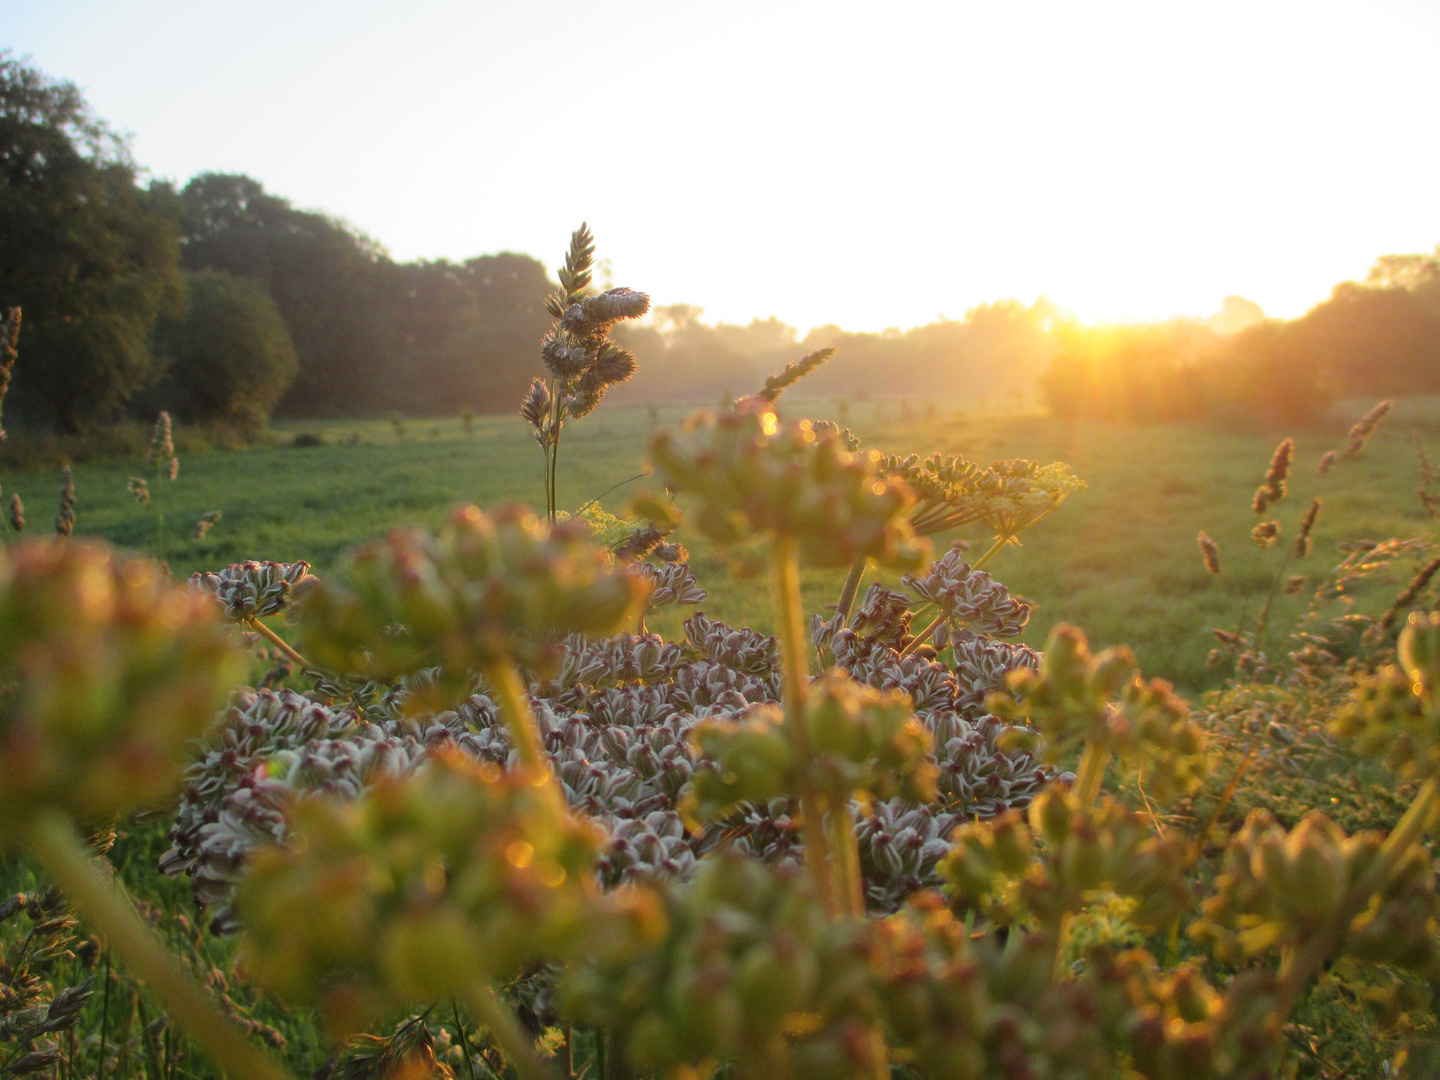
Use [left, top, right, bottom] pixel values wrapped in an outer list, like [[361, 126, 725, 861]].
[[6, 54, 1440, 1079]]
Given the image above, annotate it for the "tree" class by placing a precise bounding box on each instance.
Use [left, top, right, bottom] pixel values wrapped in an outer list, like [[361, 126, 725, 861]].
[[177, 173, 400, 415], [148, 271, 298, 431], [0, 53, 182, 431]]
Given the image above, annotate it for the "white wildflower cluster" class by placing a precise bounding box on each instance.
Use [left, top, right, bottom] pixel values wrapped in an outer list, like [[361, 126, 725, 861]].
[[901, 547, 1032, 642], [190, 561, 312, 621], [167, 554, 1053, 925], [628, 560, 707, 608]]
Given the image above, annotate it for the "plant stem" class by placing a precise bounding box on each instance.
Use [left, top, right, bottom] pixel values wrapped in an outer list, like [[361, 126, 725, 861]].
[[242, 617, 311, 670], [480, 658, 554, 784], [1276, 775, 1440, 1017], [575, 474, 646, 520], [773, 535, 836, 915], [826, 799, 865, 916], [97, 948, 111, 1080], [24, 811, 293, 1080], [463, 984, 560, 1080], [834, 558, 868, 625], [453, 999, 479, 1080], [970, 534, 1011, 573], [896, 610, 947, 660], [1072, 739, 1111, 809], [1253, 545, 1296, 661]]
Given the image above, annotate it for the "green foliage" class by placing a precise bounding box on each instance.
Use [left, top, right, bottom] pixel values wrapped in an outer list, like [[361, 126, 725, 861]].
[[150, 270, 299, 431], [0, 53, 182, 432]]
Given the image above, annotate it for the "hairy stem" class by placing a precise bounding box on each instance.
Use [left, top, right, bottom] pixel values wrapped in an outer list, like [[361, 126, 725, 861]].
[[24, 812, 293, 1080], [826, 798, 865, 917], [480, 658, 549, 775], [773, 535, 836, 915], [834, 557, 868, 625], [242, 617, 312, 670], [463, 983, 560, 1080], [970, 534, 1011, 573], [1072, 739, 1111, 809]]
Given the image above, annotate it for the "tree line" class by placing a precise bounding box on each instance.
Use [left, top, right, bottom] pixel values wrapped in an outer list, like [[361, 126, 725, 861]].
[[3, 51, 1438, 435], [1040, 265, 1440, 425], [0, 54, 553, 433]]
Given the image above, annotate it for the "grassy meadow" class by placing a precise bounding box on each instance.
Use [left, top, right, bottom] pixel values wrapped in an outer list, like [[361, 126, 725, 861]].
[[8, 394, 1437, 696]]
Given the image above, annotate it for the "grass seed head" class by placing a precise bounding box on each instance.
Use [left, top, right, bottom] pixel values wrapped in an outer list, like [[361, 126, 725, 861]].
[[1251, 521, 1281, 548], [53, 466, 74, 537], [1197, 531, 1221, 574]]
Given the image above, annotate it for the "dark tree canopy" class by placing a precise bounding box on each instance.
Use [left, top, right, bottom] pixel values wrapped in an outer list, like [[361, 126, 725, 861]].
[[177, 173, 399, 415], [0, 53, 182, 431], [148, 270, 298, 431]]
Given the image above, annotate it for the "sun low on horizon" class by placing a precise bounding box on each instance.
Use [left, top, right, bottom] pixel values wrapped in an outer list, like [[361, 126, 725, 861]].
[[8, 0, 1440, 336]]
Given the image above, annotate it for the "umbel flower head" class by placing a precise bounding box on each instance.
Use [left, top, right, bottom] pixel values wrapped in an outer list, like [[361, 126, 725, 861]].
[[649, 405, 928, 570], [0, 539, 244, 833], [685, 671, 937, 821], [295, 504, 649, 680], [237, 747, 657, 1037], [192, 560, 313, 622]]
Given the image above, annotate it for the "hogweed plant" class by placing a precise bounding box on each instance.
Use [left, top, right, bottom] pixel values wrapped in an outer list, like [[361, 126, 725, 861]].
[[7, 254, 1440, 1078]]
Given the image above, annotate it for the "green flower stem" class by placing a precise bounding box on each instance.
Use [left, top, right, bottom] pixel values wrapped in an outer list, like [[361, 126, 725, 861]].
[[969, 534, 1011, 574], [773, 535, 837, 916], [834, 557, 868, 624], [23, 811, 293, 1080], [1276, 775, 1440, 1017], [463, 983, 560, 1080], [480, 659, 549, 775], [1072, 739, 1111, 809], [826, 798, 865, 917], [1054, 740, 1112, 979], [1354, 774, 1439, 900], [242, 617, 311, 670], [896, 610, 947, 660]]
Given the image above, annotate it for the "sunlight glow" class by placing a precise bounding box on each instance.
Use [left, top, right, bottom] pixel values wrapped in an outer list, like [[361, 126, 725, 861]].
[[8, 0, 1439, 332]]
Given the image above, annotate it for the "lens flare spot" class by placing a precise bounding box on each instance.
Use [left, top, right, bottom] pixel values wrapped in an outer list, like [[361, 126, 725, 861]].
[[506, 841, 535, 869]]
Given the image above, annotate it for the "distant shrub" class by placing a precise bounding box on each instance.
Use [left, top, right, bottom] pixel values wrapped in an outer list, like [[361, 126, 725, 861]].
[[149, 270, 299, 433], [290, 431, 326, 448]]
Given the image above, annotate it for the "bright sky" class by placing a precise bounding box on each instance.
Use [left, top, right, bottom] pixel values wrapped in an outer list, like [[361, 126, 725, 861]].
[[8, 0, 1440, 332]]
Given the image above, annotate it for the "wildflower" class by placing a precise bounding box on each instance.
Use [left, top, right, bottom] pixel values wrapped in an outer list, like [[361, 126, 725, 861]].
[[1345, 401, 1391, 457], [127, 477, 150, 506], [192, 510, 222, 538], [1197, 531, 1221, 574], [148, 411, 178, 479], [0, 539, 244, 831], [191, 560, 313, 621], [649, 406, 927, 571], [1293, 498, 1321, 558], [1317, 450, 1339, 474], [54, 466, 74, 537], [236, 748, 649, 1036], [1251, 521, 1281, 548], [1284, 574, 1308, 595], [295, 504, 648, 680], [1262, 438, 1294, 503], [0, 307, 18, 441]]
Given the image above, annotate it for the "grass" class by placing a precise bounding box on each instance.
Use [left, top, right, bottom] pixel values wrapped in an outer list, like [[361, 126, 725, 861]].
[[7, 396, 1434, 696], [1, 394, 1437, 1078]]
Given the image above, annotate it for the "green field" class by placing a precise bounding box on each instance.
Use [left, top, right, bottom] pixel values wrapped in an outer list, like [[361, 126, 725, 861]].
[[7, 395, 1436, 695]]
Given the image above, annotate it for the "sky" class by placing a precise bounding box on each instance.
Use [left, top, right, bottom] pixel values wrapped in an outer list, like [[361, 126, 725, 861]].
[[7, 0, 1440, 333]]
